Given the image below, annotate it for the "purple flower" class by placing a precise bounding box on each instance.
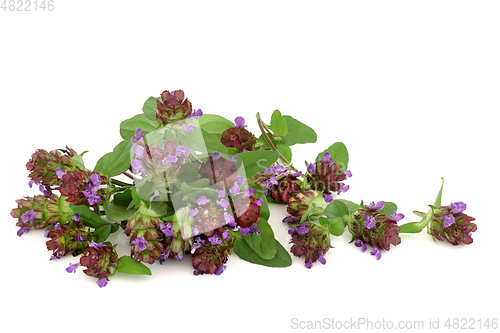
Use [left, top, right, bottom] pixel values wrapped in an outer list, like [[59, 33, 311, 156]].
[[322, 192, 333, 203], [21, 209, 36, 223], [450, 201, 467, 214], [344, 170, 352, 178], [17, 226, 30, 237], [90, 173, 101, 185], [189, 208, 199, 217], [293, 171, 303, 177], [55, 223, 62, 231], [222, 230, 230, 240], [181, 125, 197, 134], [234, 116, 247, 129], [133, 145, 145, 159], [229, 183, 240, 195], [214, 264, 226, 275], [132, 128, 145, 142], [89, 242, 106, 249], [244, 188, 254, 197], [212, 152, 221, 160], [442, 214, 455, 227], [72, 213, 80, 223], [318, 253, 326, 265], [307, 163, 316, 173], [56, 168, 67, 180], [224, 212, 237, 227], [175, 145, 189, 157], [132, 237, 148, 252], [66, 263, 80, 273], [160, 222, 175, 236], [364, 215, 376, 229], [216, 189, 226, 197], [337, 184, 349, 194], [162, 155, 178, 164], [282, 215, 297, 224], [305, 261, 313, 269], [208, 234, 222, 245], [355, 240, 367, 252], [255, 198, 264, 206], [188, 108, 203, 119], [369, 201, 385, 210], [87, 195, 101, 206], [297, 224, 309, 235], [97, 277, 108, 288], [389, 212, 404, 222], [320, 152, 335, 164], [77, 234, 85, 242], [216, 198, 229, 209], [197, 195, 210, 205], [370, 247, 382, 260], [131, 159, 145, 173], [235, 175, 244, 185]]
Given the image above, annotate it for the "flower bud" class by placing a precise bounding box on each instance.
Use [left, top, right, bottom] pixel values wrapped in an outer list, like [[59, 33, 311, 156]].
[[59, 170, 108, 206], [429, 202, 476, 245], [306, 153, 351, 195], [286, 190, 326, 220], [26, 146, 78, 187], [46, 222, 91, 258], [80, 243, 119, 284], [220, 121, 259, 153], [155, 90, 193, 126], [288, 221, 330, 268]]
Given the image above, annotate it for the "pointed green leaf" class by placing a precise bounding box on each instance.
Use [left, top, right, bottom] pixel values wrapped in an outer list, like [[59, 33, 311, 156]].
[[270, 109, 288, 137], [281, 115, 317, 145], [103, 196, 136, 222], [324, 199, 349, 218], [336, 199, 360, 215], [319, 217, 346, 236], [434, 177, 445, 207], [316, 142, 349, 170], [235, 150, 280, 178], [276, 142, 292, 163], [198, 114, 234, 138], [399, 222, 424, 234], [120, 113, 159, 141], [69, 204, 119, 233], [116, 256, 152, 275], [92, 224, 112, 243], [242, 218, 276, 260], [378, 202, 398, 217], [233, 238, 292, 267], [94, 140, 134, 177], [142, 96, 159, 121]]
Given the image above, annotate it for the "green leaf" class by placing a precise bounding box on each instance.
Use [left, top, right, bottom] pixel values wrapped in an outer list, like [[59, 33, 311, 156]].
[[201, 129, 229, 154], [281, 115, 317, 146], [242, 218, 276, 260], [233, 238, 292, 268], [69, 204, 119, 233], [378, 202, 398, 217], [399, 222, 424, 234], [319, 217, 345, 236], [116, 256, 152, 275], [142, 96, 159, 121], [336, 199, 361, 215], [198, 114, 234, 138], [324, 200, 350, 218], [434, 177, 444, 207], [270, 109, 288, 137], [94, 140, 134, 177], [235, 150, 280, 178], [103, 196, 136, 222], [71, 155, 86, 170], [316, 142, 349, 170], [276, 142, 292, 163], [92, 224, 111, 243], [120, 113, 159, 141]]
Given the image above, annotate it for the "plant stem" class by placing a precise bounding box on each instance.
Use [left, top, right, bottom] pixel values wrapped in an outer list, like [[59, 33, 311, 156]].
[[111, 178, 132, 187], [256, 112, 298, 173]]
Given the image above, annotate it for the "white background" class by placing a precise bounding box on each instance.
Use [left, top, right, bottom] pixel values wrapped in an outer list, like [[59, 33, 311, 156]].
[[1, 1, 499, 332]]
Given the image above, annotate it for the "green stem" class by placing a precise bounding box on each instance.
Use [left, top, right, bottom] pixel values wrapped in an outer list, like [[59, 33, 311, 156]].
[[256, 112, 298, 173], [110, 178, 132, 187]]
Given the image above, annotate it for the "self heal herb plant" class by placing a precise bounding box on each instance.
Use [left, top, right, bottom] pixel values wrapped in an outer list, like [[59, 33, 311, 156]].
[[11, 90, 477, 287]]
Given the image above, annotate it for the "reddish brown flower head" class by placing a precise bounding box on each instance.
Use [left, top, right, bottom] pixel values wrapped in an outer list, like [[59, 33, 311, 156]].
[[289, 221, 330, 268], [192, 237, 234, 275], [198, 155, 239, 190], [307, 153, 351, 195], [429, 202, 477, 245], [59, 170, 108, 206], [80, 244, 118, 279], [220, 127, 259, 153], [348, 205, 401, 253], [156, 90, 193, 126], [232, 193, 261, 230], [46, 222, 91, 258], [26, 146, 78, 187]]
